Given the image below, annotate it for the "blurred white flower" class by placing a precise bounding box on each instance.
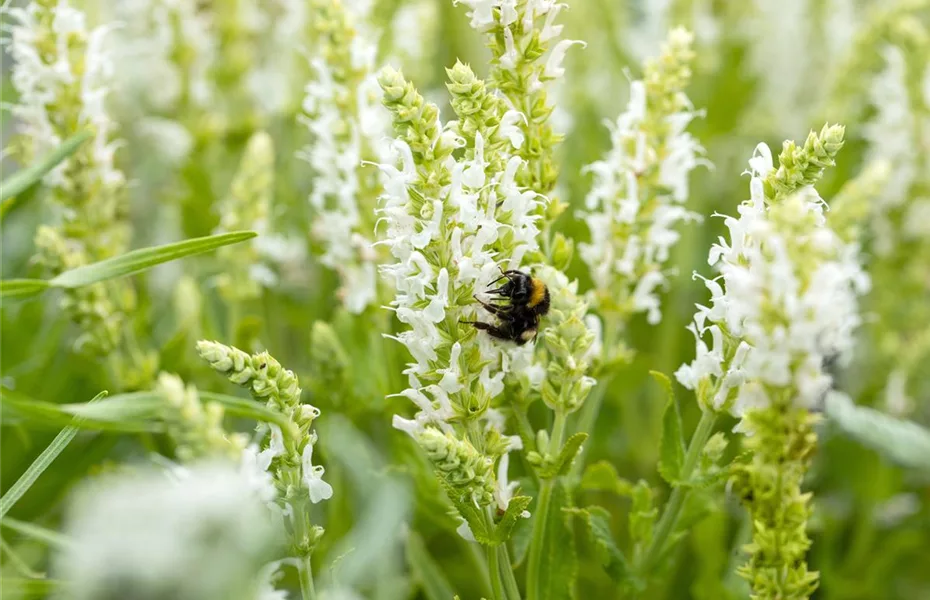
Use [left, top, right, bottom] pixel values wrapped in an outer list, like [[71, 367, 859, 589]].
[[55, 462, 281, 600], [863, 45, 924, 254], [7, 0, 123, 191], [300, 0, 391, 314]]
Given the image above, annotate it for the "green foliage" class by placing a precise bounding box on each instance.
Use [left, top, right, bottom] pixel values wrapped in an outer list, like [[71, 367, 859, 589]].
[[406, 531, 457, 600], [0, 392, 106, 519], [0, 130, 91, 208], [49, 231, 257, 288], [529, 481, 578, 600], [825, 391, 930, 472], [580, 461, 633, 497], [569, 506, 630, 583], [653, 371, 685, 485]]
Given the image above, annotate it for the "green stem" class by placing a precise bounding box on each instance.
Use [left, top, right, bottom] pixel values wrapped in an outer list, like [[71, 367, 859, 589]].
[[639, 409, 717, 574], [464, 537, 494, 598], [293, 500, 317, 600], [488, 541, 504, 600], [298, 557, 316, 600], [499, 543, 522, 600], [525, 410, 567, 600]]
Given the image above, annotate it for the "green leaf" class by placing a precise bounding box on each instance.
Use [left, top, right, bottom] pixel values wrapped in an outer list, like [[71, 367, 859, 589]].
[[580, 461, 634, 497], [629, 480, 657, 550], [493, 495, 532, 543], [0, 130, 92, 205], [0, 578, 62, 595], [49, 231, 257, 288], [652, 371, 685, 484], [539, 432, 588, 478], [0, 517, 71, 549], [0, 387, 161, 433], [568, 506, 630, 582], [824, 391, 930, 472], [0, 279, 51, 300], [535, 481, 578, 600], [510, 476, 538, 567], [406, 531, 456, 600], [0, 392, 106, 519]]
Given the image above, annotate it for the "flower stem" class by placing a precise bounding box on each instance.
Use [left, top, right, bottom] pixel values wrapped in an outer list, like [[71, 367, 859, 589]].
[[499, 543, 522, 599], [639, 409, 717, 575], [298, 557, 316, 600], [525, 410, 567, 600], [488, 540, 505, 600], [293, 501, 317, 600]]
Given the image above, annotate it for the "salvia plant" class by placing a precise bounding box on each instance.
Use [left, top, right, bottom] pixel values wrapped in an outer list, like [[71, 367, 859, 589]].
[[1, 1, 929, 600]]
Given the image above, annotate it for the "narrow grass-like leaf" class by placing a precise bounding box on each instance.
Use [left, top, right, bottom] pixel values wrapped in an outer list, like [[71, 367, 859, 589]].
[[825, 391, 930, 472], [406, 531, 456, 600], [0, 392, 107, 519], [0, 279, 50, 299], [0, 578, 62, 595], [0, 387, 161, 433], [1, 534, 46, 578], [0, 130, 92, 206], [536, 481, 578, 600], [1, 516, 72, 549], [652, 371, 685, 484], [59, 392, 164, 422], [49, 231, 257, 288]]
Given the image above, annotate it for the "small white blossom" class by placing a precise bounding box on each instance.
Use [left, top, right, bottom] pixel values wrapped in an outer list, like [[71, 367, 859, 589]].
[[301, 440, 334, 504]]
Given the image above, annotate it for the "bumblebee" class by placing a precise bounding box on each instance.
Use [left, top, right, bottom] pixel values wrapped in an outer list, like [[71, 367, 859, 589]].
[[463, 269, 550, 345]]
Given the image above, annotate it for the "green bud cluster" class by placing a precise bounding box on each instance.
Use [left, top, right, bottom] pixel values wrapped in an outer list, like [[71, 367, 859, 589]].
[[446, 61, 510, 167], [732, 404, 821, 599], [156, 372, 247, 462], [763, 124, 846, 201], [417, 428, 496, 508], [536, 265, 597, 414], [379, 66, 457, 198], [196, 340, 309, 445]]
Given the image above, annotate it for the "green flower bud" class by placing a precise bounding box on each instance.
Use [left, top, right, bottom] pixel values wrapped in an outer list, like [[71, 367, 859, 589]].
[[417, 428, 495, 508]]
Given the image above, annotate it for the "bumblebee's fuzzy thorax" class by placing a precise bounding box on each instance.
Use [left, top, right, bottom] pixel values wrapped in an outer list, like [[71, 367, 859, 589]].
[[528, 278, 550, 315], [528, 278, 547, 307]]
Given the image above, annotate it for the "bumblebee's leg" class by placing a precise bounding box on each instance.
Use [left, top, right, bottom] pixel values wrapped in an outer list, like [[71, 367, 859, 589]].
[[473, 295, 512, 316], [462, 320, 516, 342]]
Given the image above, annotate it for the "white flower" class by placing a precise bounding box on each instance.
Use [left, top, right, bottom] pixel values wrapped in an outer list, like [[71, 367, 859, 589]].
[[8, 0, 123, 192], [676, 146, 868, 419], [579, 35, 705, 324], [301, 441, 334, 504], [55, 462, 280, 600], [378, 112, 541, 434], [300, 6, 391, 314], [543, 39, 586, 80], [863, 45, 923, 255], [256, 561, 290, 600]]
